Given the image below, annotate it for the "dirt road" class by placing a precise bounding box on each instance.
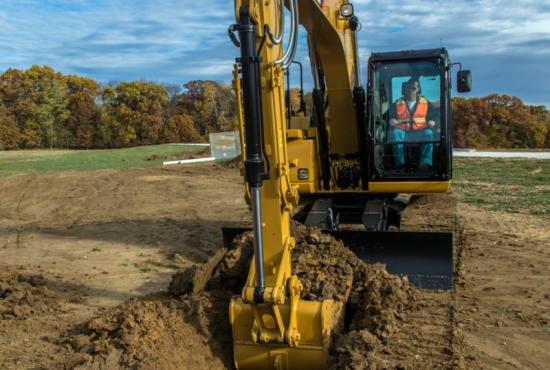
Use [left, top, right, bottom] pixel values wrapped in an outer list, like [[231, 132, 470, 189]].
[[0, 163, 548, 369]]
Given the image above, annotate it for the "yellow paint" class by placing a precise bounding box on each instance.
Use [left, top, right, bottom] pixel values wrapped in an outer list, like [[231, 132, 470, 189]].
[[367, 181, 451, 193]]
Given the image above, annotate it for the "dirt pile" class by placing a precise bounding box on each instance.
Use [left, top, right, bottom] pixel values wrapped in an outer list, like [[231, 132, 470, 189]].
[[65, 228, 426, 369], [292, 225, 422, 369], [65, 296, 231, 370], [147, 147, 211, 161], [215, 155, 242, 169], [0, 272, 60, 322], [63, 234, 255, 370]]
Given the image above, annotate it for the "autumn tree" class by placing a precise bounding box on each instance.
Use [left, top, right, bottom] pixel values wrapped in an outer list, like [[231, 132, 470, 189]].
[[0, 68, 34, 148], [529, 105, 550, 148], [102, 81, 167, 146], [24, 66, 70, 148], [161, 114, 203, 143], [65, 75, 101, 148], [0, 107, 20, 149], [180, 80, 237, 135]]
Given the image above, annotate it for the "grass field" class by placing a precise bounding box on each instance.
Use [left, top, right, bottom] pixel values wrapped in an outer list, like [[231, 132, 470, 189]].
[[453, 158, 550, 215], [0, 144, 205, 177], [1, 146, 548, 215]]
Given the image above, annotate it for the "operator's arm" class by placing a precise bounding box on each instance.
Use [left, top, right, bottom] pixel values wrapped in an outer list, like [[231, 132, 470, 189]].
[[389, 101, 398, 127]]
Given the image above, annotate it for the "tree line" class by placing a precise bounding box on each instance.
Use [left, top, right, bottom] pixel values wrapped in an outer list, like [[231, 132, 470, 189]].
[[1, 65, 549, 150], [452, 95, 550, 149], [0, 66, 237, 150]]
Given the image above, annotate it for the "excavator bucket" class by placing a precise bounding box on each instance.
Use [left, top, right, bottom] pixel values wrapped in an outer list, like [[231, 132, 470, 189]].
[[222, 227, 453, 290], [229, 298, 339, 370]]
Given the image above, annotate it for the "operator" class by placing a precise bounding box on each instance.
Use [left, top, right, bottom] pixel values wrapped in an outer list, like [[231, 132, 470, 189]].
[[389, 78, 436, 170]]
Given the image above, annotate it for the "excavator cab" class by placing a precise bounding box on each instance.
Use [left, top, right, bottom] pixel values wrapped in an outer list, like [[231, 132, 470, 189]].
[[367, 49, 453, 182]]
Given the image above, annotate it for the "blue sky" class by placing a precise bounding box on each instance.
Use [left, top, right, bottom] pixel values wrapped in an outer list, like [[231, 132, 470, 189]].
[[0, 0, 549, 107]]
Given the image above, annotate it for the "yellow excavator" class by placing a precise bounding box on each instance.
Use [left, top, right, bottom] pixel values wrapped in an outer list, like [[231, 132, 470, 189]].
[[225, 0, 471, 368]]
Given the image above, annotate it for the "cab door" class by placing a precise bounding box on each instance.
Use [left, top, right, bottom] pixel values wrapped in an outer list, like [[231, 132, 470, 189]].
[[367, 59, 450, 183]]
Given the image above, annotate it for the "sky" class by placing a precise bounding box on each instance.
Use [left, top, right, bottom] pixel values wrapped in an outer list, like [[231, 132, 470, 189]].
[[0, 0, 549, 107]]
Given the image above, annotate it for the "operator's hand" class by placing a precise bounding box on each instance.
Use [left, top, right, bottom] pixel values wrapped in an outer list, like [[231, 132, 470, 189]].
[[390, 118, 399, 127], [428, 120, 436, 128]]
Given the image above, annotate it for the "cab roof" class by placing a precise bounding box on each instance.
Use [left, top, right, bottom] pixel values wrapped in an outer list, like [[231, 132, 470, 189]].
[[369, 48, 449, 63]]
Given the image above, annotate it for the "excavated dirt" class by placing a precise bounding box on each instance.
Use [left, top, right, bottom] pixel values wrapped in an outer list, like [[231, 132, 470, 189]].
[[147, 147, 211, 161], [216, 155, 243, 169], [60, 234, 253, 370], [1, 272, 52, 320], [62, 225, 439, 370], [0, 270, 87, 369]]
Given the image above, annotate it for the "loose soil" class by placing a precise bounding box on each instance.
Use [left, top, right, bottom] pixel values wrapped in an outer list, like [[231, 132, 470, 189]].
[[0, 162, 549, 369], [147, 147, 211, 161]]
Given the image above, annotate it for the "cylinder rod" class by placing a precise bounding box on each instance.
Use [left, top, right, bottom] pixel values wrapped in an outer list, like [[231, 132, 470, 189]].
[[251, 187, 265, 300]]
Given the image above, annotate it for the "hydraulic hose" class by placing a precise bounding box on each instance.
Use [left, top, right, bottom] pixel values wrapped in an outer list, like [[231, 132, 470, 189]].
[[275, 0, 299, 69]]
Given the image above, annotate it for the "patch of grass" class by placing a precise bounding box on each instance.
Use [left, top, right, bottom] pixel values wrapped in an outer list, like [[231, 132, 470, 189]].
[[454, 158, 550, 216], [0, 144, 205, 177], [91, 247, 102, 252], [138, 265, 157, 273]]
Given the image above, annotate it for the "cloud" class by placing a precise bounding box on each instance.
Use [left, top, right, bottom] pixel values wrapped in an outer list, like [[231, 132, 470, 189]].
[[0, 0, 235, 82], [0, 0, 548, 106]]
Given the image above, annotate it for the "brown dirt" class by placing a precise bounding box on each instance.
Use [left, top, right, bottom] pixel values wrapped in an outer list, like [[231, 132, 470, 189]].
[[147, 147, 211, 161], [59, 234, 255, 370], [216, 156, 243, 169], [1, 162, 549, 369], [0, 163, 249, 370], [61, 225, 426, 370]]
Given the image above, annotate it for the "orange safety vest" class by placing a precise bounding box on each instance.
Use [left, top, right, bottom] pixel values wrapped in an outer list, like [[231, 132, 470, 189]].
[[395, 97, 428, 131]]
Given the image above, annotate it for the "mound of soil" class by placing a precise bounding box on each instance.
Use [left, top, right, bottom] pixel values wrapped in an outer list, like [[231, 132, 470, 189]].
[[64, 234, 254, 370], [65, 296, 231, 370], [147, 147, 211, 161], [65, 227, 426, 369], [0, 272, 59, 321], [292, 225, 421, 369], [215, 155, 242, 169]]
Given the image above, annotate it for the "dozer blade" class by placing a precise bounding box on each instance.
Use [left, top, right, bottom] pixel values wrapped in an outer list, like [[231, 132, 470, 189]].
[[326, 230, 453, 290], [229, 297, 340, 370], [222, 227, 453, 290]]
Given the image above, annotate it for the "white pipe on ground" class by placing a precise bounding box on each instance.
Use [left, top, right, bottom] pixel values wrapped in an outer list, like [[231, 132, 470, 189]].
[[163, 157, 216, 165], [167, 143, 210, 146]]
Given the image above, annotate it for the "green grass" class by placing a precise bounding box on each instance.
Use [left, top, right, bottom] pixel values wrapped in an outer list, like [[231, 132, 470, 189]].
[[138, 265, 157, 273], [0, 144, 204, 177], [453, 158, 550, 216]]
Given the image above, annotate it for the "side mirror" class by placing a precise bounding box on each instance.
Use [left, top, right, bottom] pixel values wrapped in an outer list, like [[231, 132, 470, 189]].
[[457, 70, 472, 93]]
